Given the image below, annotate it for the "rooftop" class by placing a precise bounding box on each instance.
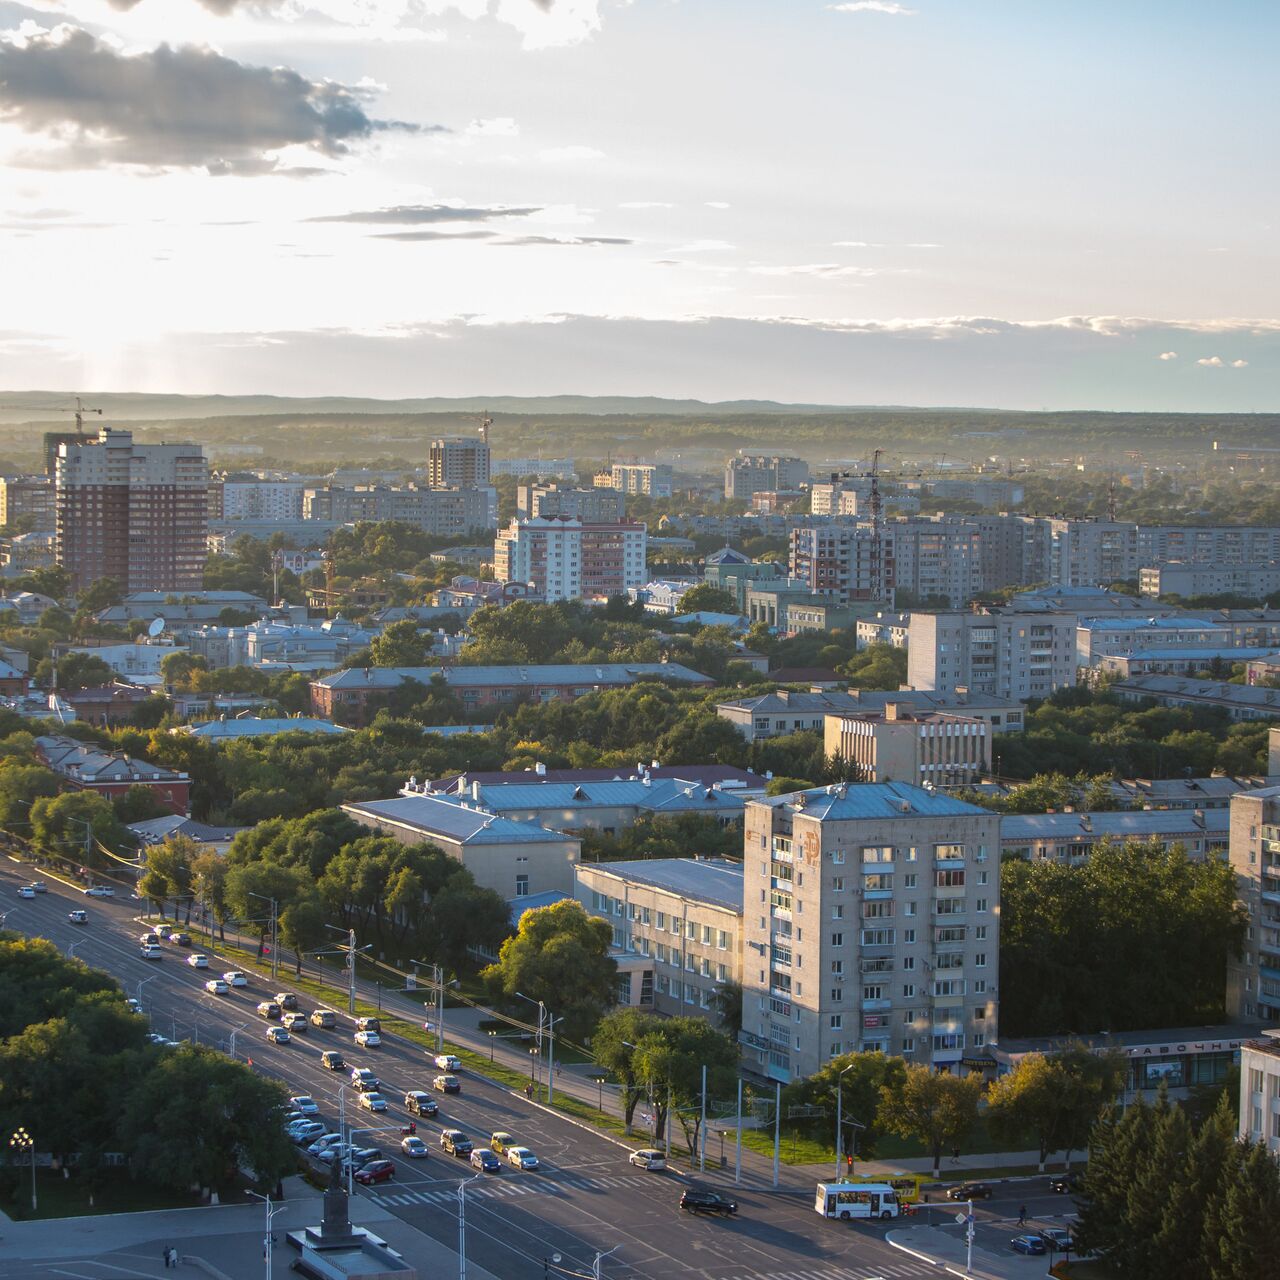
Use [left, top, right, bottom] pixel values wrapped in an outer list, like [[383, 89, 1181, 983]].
[[342, 794, 580, 846], [36, 734, 187, 784], [430, 776, 749, 817], [1000, 808, 1229, 841], [182, 717, 350, 739], [425, 764, 766, 792], [1079, 615, 1218, 631], [580, 857, 745, 910], [1112, 676, 1280, 709], [760, 781, 992, 821], [127, 815, 245, 844], [314, 661, 713, 690]]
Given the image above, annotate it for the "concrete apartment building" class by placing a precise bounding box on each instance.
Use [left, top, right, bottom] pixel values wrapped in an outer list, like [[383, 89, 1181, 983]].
[[428, 436, 491, 488], [305, 485, 493, 537], [887, 515, 1033, 607], [789, 525, 892, 604], [740, 783, 1001, 1082], [56, 428, 207, 593], [823, 704, 991, 787], [221, 480, 305, 522], [809, 477, 871, 515], [1000, 807, 1229, 863], [725, 455, 811, 500], [1075, 616, 1233, 667], [1240, 1030, 1280, 1154], [490, 457, 576, 479], [855, 611, 912, 650], [907, 611, 1076, 701], [1110, 675, 1280, 722], [596, 463, 673, 498], [494, 517, 647, 601], [1140, 562, 1280, 600], [517, 483, 625, 522], [1227, 786, 1280, 1026], [0, 476, 54, 529], [575, 859, 744, 1015]]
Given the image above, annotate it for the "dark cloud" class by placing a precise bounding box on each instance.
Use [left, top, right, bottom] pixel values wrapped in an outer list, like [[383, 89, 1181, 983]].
[[0, 26, 425, 174], [374, 229, 498, 242], [310, 204, 541, 225], [495, 234, 633, 246]]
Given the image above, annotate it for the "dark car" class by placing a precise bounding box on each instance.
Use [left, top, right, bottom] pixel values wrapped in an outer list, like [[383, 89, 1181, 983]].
[[256, 1001, 282, 1020], [470, 1148, 501, 1173], [168, 932, 192, 947], [343, 1147, 383, 1172], [275, 993, 300, 1012], [354, 1159, 395, 1186], [434, 1074, 461, 1094], [680, 1189, 738, 1216], [440, 1129, 472, 1156], [1011, 1236, 1047, 1256], [404, 1091, 439, 1117], [1049, 1172, 1081, 1194], [947, 1182, 994, 1201]]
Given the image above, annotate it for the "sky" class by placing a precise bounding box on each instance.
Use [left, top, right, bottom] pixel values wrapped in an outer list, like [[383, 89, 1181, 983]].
[[0, 0, 1276, 409]]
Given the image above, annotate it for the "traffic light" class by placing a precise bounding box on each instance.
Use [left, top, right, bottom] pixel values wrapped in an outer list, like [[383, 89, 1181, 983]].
[[846, 1154, 853, 1171]]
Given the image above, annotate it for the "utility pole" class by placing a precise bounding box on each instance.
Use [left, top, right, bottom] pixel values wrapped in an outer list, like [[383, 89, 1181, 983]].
[[348, 929, 356, 1015], [734, 1077, 742, 1185], [699, 1064, 707, 1172], [458, 1174, 481, 1280], [772, 1081, 781, 1188]]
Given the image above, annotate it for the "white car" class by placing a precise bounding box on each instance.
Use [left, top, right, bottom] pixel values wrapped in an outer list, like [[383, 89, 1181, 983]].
[[204, 978, 230, 995], [265, 1026, 291, 1044], [358, 1091, 388, 1113], [83, 886, 114, 897], [401, 1135, 429, 1158], [433, 1053, 463, 1071], [222, 971, 249, 987], [140, 943, 164, 960], [290, 1096, 320, 1117], [354, 1029, 381, 1048], [187, 953, 209, 969], [507, 1146, 539, 1171], [16, 886, 34, 899], [629, 1149, 666, 1171]]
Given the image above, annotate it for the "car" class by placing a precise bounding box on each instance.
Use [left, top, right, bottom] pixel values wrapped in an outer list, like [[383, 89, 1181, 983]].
[[350, 1067, 379, 1092], [401, 1136, 430, 1159], [307, 1134, 343, 1156], [507, 1146, 539, 1171], [434, 1053, 462, 1071], [1010, 1236, 1047, 1257], [257, 1001, 282, 1020], [186, 953, 209, 969], [169, 932, 192, 947], [354, 1029, 381, 1048], [358, 1092, 388, 1113], [140, 932, 161, 946], [147, 1033, 179, 1049], [310, 1009, 337, 1029], [321, 1051, 346, 1071], [84, 885, 114, 897], [282, 1012, 308, 1032], [265, 1026, 291, 1044], [275, 993, 300, 1011], [67, 909, 88, 925], [204, 978, 230, 995], [124, 997, 142, 1013], [223, 970, 248, 988], [404, 1091, 438, 1117], [154, 924, 174, 939], [490, 1132, 514, 1155], [289, 1095, 320, 1117], [316, 1143, 355, 1165], [140, 943, 163, 960], [354, 1159, 395, 1186], [341, 1148, 383, 1173], [29, 881, 46, 894], [680, 1189, 738, 1216], [1040, 1228, 1074, 1251], [440, 1130, 472, 1156], [434, 1074, 460, 1094], [16, 886, 34, 899], [629, 1149, 666, 1171], [288, 1121, 325, 1144], [355, 1016, 380, 1033], [947, 1182, 994, 1201], [471, 1148, 501, 1173], [1049, 1172, 1081, 1194]]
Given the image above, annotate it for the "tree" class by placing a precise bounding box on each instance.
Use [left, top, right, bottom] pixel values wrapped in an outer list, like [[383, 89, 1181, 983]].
[[481, 901, 616, 1042], [137, 835, 199, 921], [225, 861, 310, 959], [632, 1017, 739, 1157], [365, 619, 433, 667], [160, 651, 209, 689], [593, 1008, 665, 1133], [191, 850, 230, 941], [677, 584, 738, 616], [279, 890, 328, 977], [30, 791, 128, 868], [707, 979, 743, 1035], [36, 652, 113, 690], [878, 1065, 982, 1177], [113, 783, 171, 824], [76, 578, 124, 614], [0, 762, 60, 830], [785, 1051, 908, 1163], [1212, 1138, 1280, 1280]]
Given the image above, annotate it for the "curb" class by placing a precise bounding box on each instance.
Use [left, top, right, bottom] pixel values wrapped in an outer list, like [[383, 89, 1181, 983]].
[[887, 1233, 999, 1280]]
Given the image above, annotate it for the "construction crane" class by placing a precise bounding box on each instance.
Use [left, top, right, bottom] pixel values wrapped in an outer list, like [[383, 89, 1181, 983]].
[[4, 395, 103, 433], [478, 412, 492, 446]]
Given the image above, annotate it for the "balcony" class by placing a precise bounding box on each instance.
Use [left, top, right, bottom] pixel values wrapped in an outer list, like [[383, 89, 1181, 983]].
[[860, 997, 892, 1012]]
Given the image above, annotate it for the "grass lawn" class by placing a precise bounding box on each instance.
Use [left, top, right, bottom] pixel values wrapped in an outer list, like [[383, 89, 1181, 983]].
[[2, 1170, 204, 1220], [1052, 1263, 1112, 1280]]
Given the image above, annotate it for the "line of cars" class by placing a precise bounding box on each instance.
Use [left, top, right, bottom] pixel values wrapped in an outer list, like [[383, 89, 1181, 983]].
[[943, 1178, 1080, 1258]]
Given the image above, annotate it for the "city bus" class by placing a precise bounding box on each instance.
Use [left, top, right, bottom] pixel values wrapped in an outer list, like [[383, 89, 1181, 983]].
[[814, 1181, 901, 1221]]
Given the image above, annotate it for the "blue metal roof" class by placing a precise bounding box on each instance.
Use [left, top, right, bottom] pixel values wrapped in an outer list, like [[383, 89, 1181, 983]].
[[343, 794, 580, 845], [1001, 809, 1228, 840], [761, 781, 992, 821], [185, 717, 349, 738], [314, 662, 712, 690], [581, 858, 744, 911], [1081, 616, 1218, 631], [466, 777, 746, 815]]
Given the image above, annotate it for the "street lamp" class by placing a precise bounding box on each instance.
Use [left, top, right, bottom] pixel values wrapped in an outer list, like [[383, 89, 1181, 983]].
[[515, 992, 545, 1093], [487, 1029, 497, 1062], [834, 1062, 855, 1180], [544, 1253, 562, 1278], [136, 974, 158, 1008], [247, 1189, 281, 1280], [66, 940, 83, 961], [593, 1245, 620, 1279], [227, 1021, 250, 1059], [9, 1127, 35, 1212], [246, 891, 279, 981], [458, 1172, 481, 1280]]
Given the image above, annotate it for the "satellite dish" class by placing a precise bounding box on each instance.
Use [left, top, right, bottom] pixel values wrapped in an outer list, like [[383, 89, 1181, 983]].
[[147, 617, 166, 638]]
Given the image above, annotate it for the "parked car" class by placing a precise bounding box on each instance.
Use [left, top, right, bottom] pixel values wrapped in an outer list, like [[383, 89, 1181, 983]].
[[265, 1026, 291, 1045], [310, 1009, 337, 1029], [680, 1189, 738, 1216], [404, 1091, 438, 1117], [401, 1136, 429, 1159], [68, 909, 88, 925], [321, 1051, 346, 1071], [288, 1121, 325, 1144], [434, 1074, 461, 1094], [354, 1029, 381, 1048], [204, 978, 230, 995], [629, 1149, 666, 1171], [282, 1012, 308, 1033], [350, 1067, 379, 1092], [354, 1160, 395, 1186], [507, 1146, 539, 1171], [471, 1148, 501, 1173], [276, 993, 300, 1011], [947, 1182, 994, 1201], [1041, 1228, 1074, 1251], [186, 953, 209, 969], [223, 970, 248, 987], [307, 1134, 343, 1156], [140, 943, 163, 960], [84, 886, 114, 897], [316, 1143, 355, 1165], [342, 1148, 383, 1173], [434, 1053, 462, 1071], [1049, 1172, 1081, 1194], [290, 1096, 320, 1117], [440, 1130, 472, 1156], [1010, 1236, 1047, 1257], [257, 1001, 282, 1020], [358, 1092, 388, 1113]]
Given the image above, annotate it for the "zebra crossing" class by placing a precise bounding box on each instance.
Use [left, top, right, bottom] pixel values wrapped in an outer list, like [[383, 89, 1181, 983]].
[[719, 1267, 935, 1280], [370, 1169, 658, 1209]]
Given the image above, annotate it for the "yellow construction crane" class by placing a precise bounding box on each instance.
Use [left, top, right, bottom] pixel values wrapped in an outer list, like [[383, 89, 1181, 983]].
[[5, 395, 103, 433]]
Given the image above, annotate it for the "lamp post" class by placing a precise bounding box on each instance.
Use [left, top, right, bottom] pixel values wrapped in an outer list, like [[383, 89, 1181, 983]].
[[247, 1189, 281, 1280], [487, 1030, 497, 1062], [136, 974, 157, 1008], [9, 1127, 35, 1212], [592, 1245, 620, 1279], [458, 1173, 481, 1280], [515, 992, 545, 1094], [834, 1062, 855, 1181], [228, 1021, 250, 1059], [543, 1253, 562, 1278], [246, 891, 279, 981], [66, 940, 82, 961]]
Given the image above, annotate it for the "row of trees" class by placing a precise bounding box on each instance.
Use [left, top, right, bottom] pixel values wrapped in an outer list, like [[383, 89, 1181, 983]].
[[0, 937, 294, 1204]]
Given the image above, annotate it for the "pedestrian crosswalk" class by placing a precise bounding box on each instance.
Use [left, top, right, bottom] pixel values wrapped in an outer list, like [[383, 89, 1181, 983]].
[[721, 1267, 934, 1280], [370, 1169, 659, 1209]]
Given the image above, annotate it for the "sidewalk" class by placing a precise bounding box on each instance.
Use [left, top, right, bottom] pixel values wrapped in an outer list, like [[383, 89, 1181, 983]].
[[888, 1224, 1044, 1280]]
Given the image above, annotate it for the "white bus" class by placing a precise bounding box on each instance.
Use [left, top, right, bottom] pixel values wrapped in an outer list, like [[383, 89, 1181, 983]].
[[814, 1181, 901, 1221]]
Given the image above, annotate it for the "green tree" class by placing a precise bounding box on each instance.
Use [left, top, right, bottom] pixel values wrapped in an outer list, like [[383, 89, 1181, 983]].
[[75, 578, 124, 613], [365, 619, 433, 668], [191, 850, 230, 941], [0, 761, 60, 830], [137, 834, 200, 921], [1211, 1138, 1280, 1280], [482, 900, 616, 1042], [632, 1017, 739, 1157], [30, 791, 128, 868], [707, 978, 743, 1035], [877, 1064, 982, 1177], [279, 890, 328, 977], [677, 583, 738, 615], [593, 1008, 665, 1133], [36, 652, 114, 690], [785, 1051, 907, 1164], [160, 651, 210, 689]]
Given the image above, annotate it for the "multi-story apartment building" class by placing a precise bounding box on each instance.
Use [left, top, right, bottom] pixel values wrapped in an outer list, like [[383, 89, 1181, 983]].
[[740, 783, 1000, 1082], [517, 483, 625, 522], [489, 457, 577, 479], [575, 859, 744, 1016], [920, 477, 1024, 508], [428, 436, 491, 488], [1140, 562, 1280, 600], [725, 455, 810, 500], [887, 519, 984, 607], [1043, 518, 1138, 589], [494, 517, 647, 601], [221, 480, 305, 522], [789, 525, 892, 604], [1227, 786, 1280, 1026], [596, 463, 673, 498], [55, 428, 207, 593], [823, 705, 991, 787], [809, 477, 871, 515], [0, 476, 55, 530], [1239, 1031, 1280, 1154], [907, 611, 1076, 701], [303, 485, 493, 536], [1075, 616, 1233, 667]]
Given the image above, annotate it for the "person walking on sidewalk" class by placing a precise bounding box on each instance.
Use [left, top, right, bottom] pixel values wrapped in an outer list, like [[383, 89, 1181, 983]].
[[1017, 1205, 1027, 1226]]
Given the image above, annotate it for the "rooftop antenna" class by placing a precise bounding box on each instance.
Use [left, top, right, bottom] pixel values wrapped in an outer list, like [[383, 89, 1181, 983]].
[[868, 447, 886, 603], [479, 412, 492, 446], [147, 616, 166, 640], [1106, 473, 1117, 522]]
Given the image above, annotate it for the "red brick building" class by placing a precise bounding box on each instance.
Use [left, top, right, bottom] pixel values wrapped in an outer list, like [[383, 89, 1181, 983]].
[[36, 734, 191, 814]]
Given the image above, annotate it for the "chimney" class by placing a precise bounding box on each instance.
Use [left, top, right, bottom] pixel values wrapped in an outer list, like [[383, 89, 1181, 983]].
[[471, 780, 481, 802], [885, 701, 904, 722], [535, 761, 546, 776]]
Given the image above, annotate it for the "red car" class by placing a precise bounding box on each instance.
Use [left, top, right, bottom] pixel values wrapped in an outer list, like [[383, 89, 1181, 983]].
[[354, 1160, 395, 1186]]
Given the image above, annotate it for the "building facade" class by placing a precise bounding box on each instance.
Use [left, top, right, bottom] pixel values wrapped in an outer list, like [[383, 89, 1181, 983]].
[[428, 436, 491, 489], [0, 476, 55, 530], [494, 517, 647, 601], [304, 485, 493, 536], [1140, 562, 1280, 601], [740, 783, 1001, 1082], [517, 483, 625, 523], [789, 526, 892, 605], [220, 481, 306, 522], [823, 706, 991, 787], [725, 455, 810, 500], [1227, 786, 1280, 1026], [1240, 1031, 1280, 1154], [598, 463, 673, 498]]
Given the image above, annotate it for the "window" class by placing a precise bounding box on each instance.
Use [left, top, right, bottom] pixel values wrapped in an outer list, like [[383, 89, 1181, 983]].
[[515, 875, 529, 897], [861, 846, 894, 864], [973, 1033, 985, 1047], [832, 849, 846, 865], [862, 985, 884, 1001], [934, 844, 965, 862], [656, 943, 668, 964], [833, 904, 845, 920], [863, 873, 893, 891], [831, 960, 844, 976], [830, 1014, 843, 1030], [863, 900, 894, 918], [831, 933, 844, 947], [702, 925, 713, 945], [903, 873, 917, 889], [934, 978, 963, 996], [902, 983, 915, 998], [935, 869, 966, 888], [684, 983, 696, 1005], [717, 963, 727, 982], [975, 925, 987, 941], [832, 876, 845, 891], [902, 956, 915, 971], [936, 898, 965, 916], [831, 987, 843, 1002], [902, 1038, 915, 1053], [700, 958, 711, 977], [655, 911, 666, 930], [829, 1043, 842, 1058], [687, 921, 697, 940], [904, 902, 916, 917], [975, 953, 987, 967], [975, 898, 989, 913], [671, 916, 681, 935], [718, 930, 729, 950], [904, 929, 916, 944], [861, 928, 895, 946], [977, 871, 988, 886], [903, 1009, 915, 1024]]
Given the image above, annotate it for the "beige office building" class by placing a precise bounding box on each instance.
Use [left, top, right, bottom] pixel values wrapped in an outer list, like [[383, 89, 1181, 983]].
[[824, 705, 990, 787], [1239, 1031, 1280, 1154]]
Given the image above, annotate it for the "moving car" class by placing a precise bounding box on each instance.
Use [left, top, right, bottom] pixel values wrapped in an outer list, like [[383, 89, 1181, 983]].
[[186, 953, 209, 969], [434, 1053, 462, 1071], [629, 1149, 666, 1171], [155, 924, 174, 939], [29, 881, 46, 893], [355, 1016, 380, 1033], [257, 1001, 282, 1020], [282, 1012, 308, 1032], [290, 1096, 320, 1117], [470, 1148, 500, 1173], [404, 1091, 438, 1117], [680, 1189, 738, 1216], [265, 1026, 291, 1044], [140, 932, 161, 946], [401, 1136, 429, 1159], [947, 1182, 994, 1201], [354, 1160, 395, 1186], [168, 932, 191, 947], [1010, 1236, 1047, 1257], [1040, 1228, 1074, 1251], [140, 943, 163, 960], [223, 971, 248, 987], [490, 1132, 515, 1155], [276, 993, 300, 1011], [507, 1146, 539, 1171], [1049, 1172, 1081, 1194], [204, 978, 230, 995], [16, 886, 35, 899], [354, 1029, 381, 1048], [310, 1009, 337, 1029], [434, 1074, 461, 1094], [84, 886, 114, 897], [321, 1051, 346, 1071], [351, 1067, 380, 1092], [125, 997, 142, 1014], [440, 1130, 472, 1156], [68, 909, 88, 925], [358, 1091, 388, 1113]]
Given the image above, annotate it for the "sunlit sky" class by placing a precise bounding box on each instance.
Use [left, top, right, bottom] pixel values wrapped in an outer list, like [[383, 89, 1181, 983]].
[[0, 0, 1275, 408]]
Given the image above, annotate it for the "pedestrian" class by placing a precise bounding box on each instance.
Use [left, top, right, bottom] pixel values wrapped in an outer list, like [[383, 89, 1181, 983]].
[[1018, 1204, 1027, 1226], [162, 1248, 169, 1269]]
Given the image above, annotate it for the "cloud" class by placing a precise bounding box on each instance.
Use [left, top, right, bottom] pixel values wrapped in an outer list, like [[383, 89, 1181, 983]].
[[374, 229, 498, 242], [310, 204, 540, 225], [539, 144, 605, 162], [704, 201, 730, 209], [493, 234, 633, 246], [1196, 356, 1224, 367], [748, 262, 891, 278], [619, 201, 675, 209], [1232, 359, 1249, 368], [0, 24, 423, 173], [465, 117, 519, 137], [834, 240, 942, 249], [1158, 351, 1178, 360], [828, 1, 917, 13], [672, 239, 734, 252]]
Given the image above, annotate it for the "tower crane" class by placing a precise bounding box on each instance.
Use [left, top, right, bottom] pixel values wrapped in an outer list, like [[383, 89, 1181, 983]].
[[4, 395, 103, 433]]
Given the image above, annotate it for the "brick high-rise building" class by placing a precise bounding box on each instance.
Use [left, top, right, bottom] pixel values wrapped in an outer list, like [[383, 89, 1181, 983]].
[[428, 436, 491, 489], [56, 428, 207, 593]]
